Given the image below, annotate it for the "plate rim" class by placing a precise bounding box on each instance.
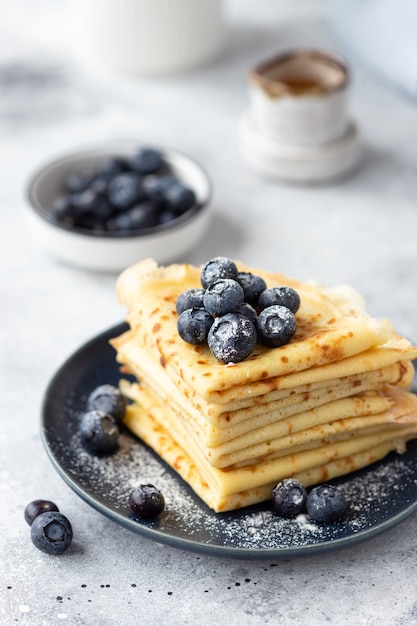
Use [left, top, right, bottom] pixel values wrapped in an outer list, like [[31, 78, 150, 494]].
[[40, 322, 417, 560]]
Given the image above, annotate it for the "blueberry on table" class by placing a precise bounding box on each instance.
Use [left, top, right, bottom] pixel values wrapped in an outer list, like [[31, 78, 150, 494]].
[[207, 313, 257, 363], [203, 279, 245, 317], [87, 384, 126, 426], [306, 484, 347, 523], [177, 307, 213, 345], [200, 257, 239, 289], [129, 485, 165, 519], [107, 172, 146, 210], [176, 288, 205, 315], [272, 479, 307, 517], [24, 500, 59, 526], [130, 148, 164, 175], [236, 272, 267, 308], [80, 410, 120, 453], [257, 305, 296, 348], [258, 286, 301, 314], [30, 511, 73, 555]]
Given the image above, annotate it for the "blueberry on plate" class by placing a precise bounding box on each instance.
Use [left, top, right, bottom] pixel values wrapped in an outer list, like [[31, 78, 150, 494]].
[[207, 313, 257, 363], [129, 484, 165, 518], [176, 288, 205, 315], [24, 500, 59, 526], [236, 272, 267, 308], [306, 484, 347, 523], [30, 511, 73, 555], [130, 148, 164, 175], [258, 286, 301, 314], [107, 172, 146, 210], [200, 257, 239, 289], [257, 305, 296, 348], [177, 308, 213, 345], [80, 410, 120, 453], [203, 279, 245, 317], [272, 479, 307, 517], [87, 384, 126, 426]]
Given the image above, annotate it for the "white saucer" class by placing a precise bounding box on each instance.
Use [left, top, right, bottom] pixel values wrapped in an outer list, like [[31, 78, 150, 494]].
[[239, 109, 360, 184]]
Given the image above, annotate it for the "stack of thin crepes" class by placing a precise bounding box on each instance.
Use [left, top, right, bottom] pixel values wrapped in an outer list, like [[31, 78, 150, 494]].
[[111, 258, 417, 512]]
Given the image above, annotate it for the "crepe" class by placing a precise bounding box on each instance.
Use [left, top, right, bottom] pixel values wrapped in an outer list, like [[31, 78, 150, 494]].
[[112, 258, 417, 512]]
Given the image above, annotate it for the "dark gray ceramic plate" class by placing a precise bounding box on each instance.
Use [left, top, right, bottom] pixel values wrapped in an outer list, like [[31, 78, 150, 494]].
[[41, 323, 417, 560]]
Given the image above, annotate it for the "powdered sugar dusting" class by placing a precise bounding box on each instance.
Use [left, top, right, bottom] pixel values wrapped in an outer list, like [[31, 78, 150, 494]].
[[47, 404, 417, 555], [43, 323, 417, 557]]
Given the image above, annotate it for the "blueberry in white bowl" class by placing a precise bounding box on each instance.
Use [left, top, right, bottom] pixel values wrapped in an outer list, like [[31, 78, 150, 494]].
[[25, 141, 212, 272]]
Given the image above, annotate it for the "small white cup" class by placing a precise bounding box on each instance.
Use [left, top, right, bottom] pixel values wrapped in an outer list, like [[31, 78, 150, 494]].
[[249, 50, 349, 147], [67, 0, 224, 76]]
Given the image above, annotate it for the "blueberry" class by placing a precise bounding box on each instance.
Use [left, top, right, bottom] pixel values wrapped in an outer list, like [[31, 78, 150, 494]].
[[49, 196, 74, 225], [96, 156, 129, 181], [30, 511, 73, 555], [143, 175, 177, 201], [64, 171, 92, 194], [108, 202, 160, 231], [106, 212, 132, 232], [272, 479, 307, 517], [177, 308, 213, 345], [157, 209, 177, 226], [130, 148, 164, 175], [176, 288, 205, 314], [129, 484, 165, 519], [258, 286, 301, 314], [107, 172, 145, 210], [236, 272, 267, 307], [203, 279, 244, 317], [71, 189, 98, 216], [89, 177, 109, 196], [80, 410, 120, 453], [165, 182, 196, 215], [306, 484, 347, 523], [207, 313, 257, 363], [87, 384, 126, 426], [237, 302, 258, 327], [200, 257, 238, 289], [91, 196, 114, 222], [127, 201, 160, 230], [24, 500, 59, 526], [257, 305, 296, 347]]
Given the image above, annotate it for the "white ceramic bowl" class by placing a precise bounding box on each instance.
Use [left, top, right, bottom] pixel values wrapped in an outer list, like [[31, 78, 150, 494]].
[[25, 142, 213, 272]]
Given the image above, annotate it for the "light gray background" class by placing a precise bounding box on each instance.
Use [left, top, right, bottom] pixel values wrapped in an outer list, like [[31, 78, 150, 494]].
[[2, 1, 417, 624]]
